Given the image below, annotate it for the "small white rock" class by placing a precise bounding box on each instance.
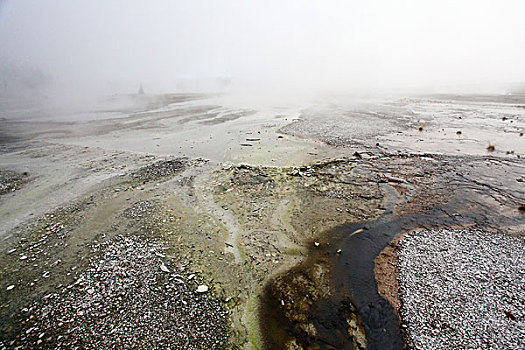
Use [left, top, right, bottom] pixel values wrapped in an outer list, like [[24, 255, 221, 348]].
[[160, 263, 170, 273], [196, 285, 208, 293], [314, 242, 320, 247], [6, 285, 15, 291]]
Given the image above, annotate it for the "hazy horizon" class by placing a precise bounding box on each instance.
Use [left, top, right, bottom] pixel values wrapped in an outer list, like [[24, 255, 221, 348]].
[[1, 0, 525, 106]]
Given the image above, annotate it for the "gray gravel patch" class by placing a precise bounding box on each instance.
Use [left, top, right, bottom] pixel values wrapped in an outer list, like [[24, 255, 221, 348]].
[[399, 229, 525, 350], [122, 200, 157, 220], [0, 169, 29, 195], [6, 234, 228, 349], [132, 158, 188, 181]]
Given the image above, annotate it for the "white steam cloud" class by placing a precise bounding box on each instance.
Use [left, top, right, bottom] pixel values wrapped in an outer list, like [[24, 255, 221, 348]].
[[1, 0, 524, 102]]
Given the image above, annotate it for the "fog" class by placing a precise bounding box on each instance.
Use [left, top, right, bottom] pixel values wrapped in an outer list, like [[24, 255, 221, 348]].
[[1, 0, 525, 106]]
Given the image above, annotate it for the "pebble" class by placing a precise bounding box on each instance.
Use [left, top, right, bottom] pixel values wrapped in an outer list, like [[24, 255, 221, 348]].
[[196, 285, 209, 293], [160, 262, 170, 273], [6, 285, 15, 291]]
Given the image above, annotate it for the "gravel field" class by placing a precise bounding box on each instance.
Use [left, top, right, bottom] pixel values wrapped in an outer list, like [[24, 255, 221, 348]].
[[399, 229, 525, 350], [4, 235, 228, 350]]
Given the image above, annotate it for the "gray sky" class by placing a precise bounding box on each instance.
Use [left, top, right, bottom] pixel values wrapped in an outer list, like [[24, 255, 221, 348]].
[[1, 0, 525, 96]]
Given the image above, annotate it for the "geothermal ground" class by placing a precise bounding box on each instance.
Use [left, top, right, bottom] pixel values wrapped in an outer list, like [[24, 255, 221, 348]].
[[0, 93, 524, 349]]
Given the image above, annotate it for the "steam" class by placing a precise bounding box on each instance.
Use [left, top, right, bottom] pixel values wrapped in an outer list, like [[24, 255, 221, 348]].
[[1, 0, 524, 107]]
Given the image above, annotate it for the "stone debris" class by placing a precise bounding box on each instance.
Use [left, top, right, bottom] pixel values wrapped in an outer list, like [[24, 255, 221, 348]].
[[0, 169, 29, 195], [122, 200, 156, 219], [132, 158, 188, 181], [9, 235, 228, 349], [398, 229, 525, 350], [287, 166, 315, 177], [45, 222, 64, 234]]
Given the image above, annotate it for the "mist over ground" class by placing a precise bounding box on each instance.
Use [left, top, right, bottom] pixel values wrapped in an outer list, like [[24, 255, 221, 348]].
[[1, 3, 525, 350], [1, 0, 525, 109]]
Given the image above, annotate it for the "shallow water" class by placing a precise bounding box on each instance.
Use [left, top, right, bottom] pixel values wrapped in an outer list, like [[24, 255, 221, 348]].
[[259, 186, 522, 349]]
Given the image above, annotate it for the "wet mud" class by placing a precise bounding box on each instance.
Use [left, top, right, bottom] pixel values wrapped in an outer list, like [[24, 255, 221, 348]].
[[259, 185, 523, 350]]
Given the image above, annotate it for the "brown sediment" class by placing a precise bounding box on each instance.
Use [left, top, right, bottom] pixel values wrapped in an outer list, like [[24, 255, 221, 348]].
[[375, 231, 414, 350], [374, 232, 407, 313]]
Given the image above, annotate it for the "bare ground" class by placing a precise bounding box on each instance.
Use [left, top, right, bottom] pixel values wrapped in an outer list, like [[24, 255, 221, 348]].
[[1, 93, 524, 349]]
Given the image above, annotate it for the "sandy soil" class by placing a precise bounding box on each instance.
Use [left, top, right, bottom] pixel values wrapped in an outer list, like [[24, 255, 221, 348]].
[[0, 93, 523, 349]]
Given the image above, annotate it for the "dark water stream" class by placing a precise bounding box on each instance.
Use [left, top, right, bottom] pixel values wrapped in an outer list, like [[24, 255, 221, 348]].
[[259, 192, 517, 350]]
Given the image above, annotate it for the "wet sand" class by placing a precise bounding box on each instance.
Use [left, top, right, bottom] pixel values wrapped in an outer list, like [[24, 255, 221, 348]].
[[0, 93, 524, 349]]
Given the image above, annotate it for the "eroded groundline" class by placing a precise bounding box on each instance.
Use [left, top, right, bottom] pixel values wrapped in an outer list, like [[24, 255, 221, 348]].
[[258, 188, 522, 350]]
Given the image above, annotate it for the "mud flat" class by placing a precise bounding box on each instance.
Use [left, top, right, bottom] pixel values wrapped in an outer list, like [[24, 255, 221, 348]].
[[0, 93, 524, 349]]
